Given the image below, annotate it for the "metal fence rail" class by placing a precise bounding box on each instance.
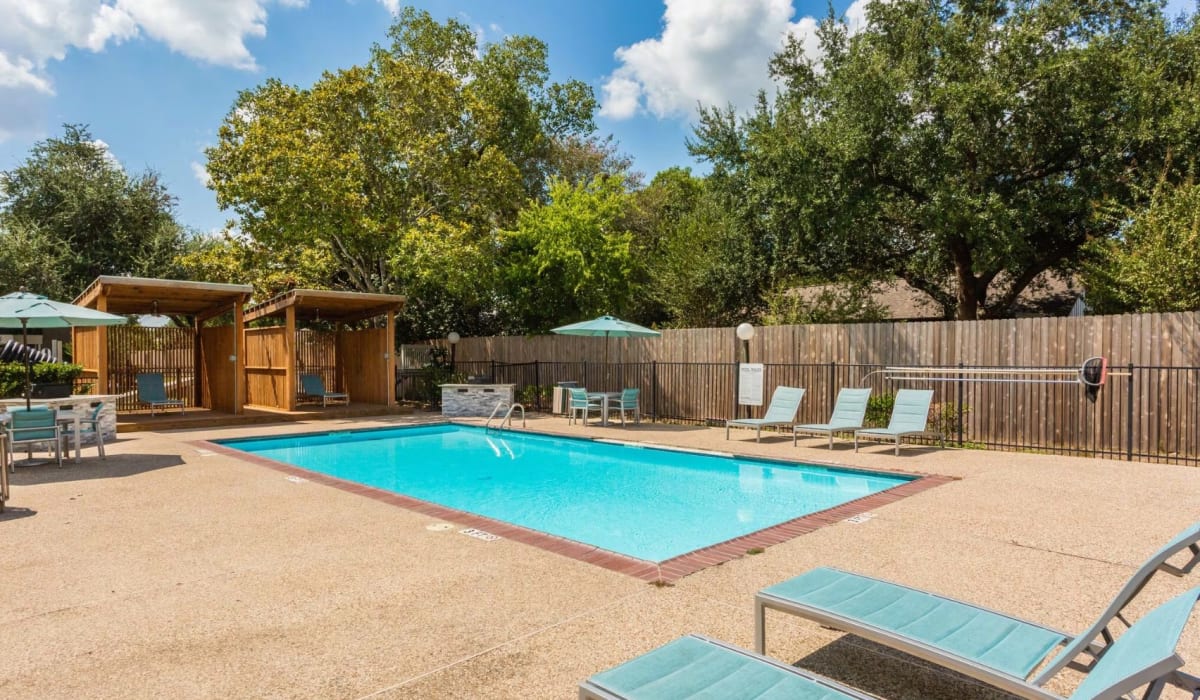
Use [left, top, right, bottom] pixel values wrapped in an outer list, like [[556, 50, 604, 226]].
[[446, 358, 1200, 465]]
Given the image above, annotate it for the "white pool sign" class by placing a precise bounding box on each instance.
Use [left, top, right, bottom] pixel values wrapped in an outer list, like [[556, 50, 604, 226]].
[[738, 363, 764, 406]]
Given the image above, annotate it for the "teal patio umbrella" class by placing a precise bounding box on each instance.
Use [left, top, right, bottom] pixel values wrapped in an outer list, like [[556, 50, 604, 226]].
[[0, 290, 128, 409], [551, 314, 661, 368]]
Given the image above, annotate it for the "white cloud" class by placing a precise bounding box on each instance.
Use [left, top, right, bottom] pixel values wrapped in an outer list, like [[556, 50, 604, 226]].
[[600, 0, 872, 120], [0, 0, 309, 141], [91, 138, 123, 170], [377, 0, 400, 14], [191, 160, 212, 187]]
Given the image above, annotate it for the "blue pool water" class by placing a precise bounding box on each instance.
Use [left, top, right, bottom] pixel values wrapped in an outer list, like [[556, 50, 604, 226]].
[[217, 425, 912, 562]]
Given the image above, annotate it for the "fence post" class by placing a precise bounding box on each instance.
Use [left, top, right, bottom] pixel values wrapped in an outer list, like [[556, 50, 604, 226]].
[[1126, 362, 1134, 461], [732, 361, 740, 422], [583, 361, 589, 389], [490, 359, 496, 382], [651, 360, 658, 422], [534, 360, 541, 412], [828, 361, 836, 413], [957, 361, 964, 447]]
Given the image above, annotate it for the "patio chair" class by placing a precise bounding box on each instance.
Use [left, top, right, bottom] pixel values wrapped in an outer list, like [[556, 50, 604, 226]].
[[76, 402, 107, 459], [853, 388, 937, 455], [725, 386, 805, 441], [586, 587, 1200, 700], [567, 387, 602, 426], [5, 406, 63, 468], [299, 373, 349, 407], [136, 372, 185, 416], [793, 387, 872, 448], [605, 388, 640, 426], [754, 521, 1200, 699]]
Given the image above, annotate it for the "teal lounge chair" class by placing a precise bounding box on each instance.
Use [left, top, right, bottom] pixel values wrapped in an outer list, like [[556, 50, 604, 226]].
[[579, 635, 878, 700], [853, 388, 936, 455], [755, 521, 1200, 699], [584, 587, 1200, 700], [136, 372, 184, 416], [299, 373, 349, 407], [726, 386, 805, 442], [793, 387, 872, 448]]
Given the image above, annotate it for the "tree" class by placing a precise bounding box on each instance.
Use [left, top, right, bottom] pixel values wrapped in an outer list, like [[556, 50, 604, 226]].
[[637, 168, 769, 327], [692, 0, 1200, 319], [1082, 177, 1200, 312], [0, 124, 187, 298], [497, 176, 637, 332], [204, 6, 597, 339]]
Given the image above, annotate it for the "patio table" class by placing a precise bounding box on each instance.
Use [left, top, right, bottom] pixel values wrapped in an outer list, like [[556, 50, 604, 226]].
[[0, 395, 119, 463], [587, 392, 622, 426]]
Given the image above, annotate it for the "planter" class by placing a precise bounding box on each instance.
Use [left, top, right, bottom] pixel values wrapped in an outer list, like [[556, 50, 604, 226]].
[[30, 382, 73, 399]]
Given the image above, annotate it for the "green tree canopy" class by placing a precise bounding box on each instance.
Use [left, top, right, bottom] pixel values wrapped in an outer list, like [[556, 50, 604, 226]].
[[1082, 176, 1200, 312], [204, 6, 598, 339], [692, 0, 1200, 320], [497, 176, 637, 333], [0, 124, 187, 299]]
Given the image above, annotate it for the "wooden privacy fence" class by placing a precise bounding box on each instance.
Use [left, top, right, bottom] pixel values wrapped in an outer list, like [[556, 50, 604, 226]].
[[107, 326, 195, 412], [444, 311, 1200, 465]]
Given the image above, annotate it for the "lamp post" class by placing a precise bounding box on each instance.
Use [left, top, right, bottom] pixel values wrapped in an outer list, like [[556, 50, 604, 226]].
[[735, 323, 754, 418], [447, 331, 460, 370], [736, 323, 754, 363]]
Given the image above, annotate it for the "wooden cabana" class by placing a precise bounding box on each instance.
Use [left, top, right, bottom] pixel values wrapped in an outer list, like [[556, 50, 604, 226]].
[[73, 276, 253, 414], [241, 289, 404, 411]]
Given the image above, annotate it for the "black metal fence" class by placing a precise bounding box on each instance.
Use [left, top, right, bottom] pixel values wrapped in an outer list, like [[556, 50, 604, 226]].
[[450, 359, 1200, 465]]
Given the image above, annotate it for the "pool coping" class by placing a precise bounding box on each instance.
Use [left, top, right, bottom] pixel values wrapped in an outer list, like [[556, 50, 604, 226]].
[[193, 427, 956, 584]]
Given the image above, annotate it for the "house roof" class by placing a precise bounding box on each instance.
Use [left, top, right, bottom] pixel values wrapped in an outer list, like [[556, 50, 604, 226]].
[[792, 274, 1078, 321]]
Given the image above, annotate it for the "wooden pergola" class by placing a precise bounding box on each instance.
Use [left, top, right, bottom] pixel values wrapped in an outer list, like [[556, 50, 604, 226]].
[[242, 289, 404, 411], [73, 276, 253, 413]]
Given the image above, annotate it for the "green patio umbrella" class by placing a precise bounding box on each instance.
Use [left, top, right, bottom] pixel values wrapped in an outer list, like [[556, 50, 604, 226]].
[[0, 290, 128, 409], [551, 314, 661, 368]]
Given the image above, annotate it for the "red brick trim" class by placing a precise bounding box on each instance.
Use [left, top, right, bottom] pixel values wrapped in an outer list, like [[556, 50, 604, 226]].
[[194, 439, 954, 584]]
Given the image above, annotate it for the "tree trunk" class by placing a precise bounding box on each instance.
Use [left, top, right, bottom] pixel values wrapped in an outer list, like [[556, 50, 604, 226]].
[[951, 237, 980, 320]]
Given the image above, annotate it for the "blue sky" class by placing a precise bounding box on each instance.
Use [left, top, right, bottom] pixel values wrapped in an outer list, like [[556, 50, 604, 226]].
[[0, 0, 1193, 235]]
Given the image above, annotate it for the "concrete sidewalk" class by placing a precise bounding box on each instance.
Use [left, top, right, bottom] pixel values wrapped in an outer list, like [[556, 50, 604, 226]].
[[2, 413, 1197, 699]]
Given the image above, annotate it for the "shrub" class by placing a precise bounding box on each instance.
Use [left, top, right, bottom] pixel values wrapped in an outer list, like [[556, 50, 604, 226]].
[[0, 361, 85, 398], [864, 392, 895, 428]]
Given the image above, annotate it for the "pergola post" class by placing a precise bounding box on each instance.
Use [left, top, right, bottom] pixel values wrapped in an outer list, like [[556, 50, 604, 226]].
[[284, 305, 297, 411], [334, 321, 344, 393], [96, 291, 109, 394], [385, 310, 396, 407], [193, 316, 204, 408], [233, 301, 244, 414]]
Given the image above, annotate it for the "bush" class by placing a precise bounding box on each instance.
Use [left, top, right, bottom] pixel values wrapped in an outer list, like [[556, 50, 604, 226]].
[[864, 392, 895, 428], [0, 361, 84, 398], [518, 384, 553, 409], [931, 401, 970, 440]]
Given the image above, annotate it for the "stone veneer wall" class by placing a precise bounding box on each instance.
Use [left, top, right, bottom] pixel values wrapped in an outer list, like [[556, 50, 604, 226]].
[[440, 384, 515, 418]]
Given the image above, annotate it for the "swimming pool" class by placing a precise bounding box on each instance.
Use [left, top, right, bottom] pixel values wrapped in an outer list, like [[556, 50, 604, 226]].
[[217, 424, 913, 562]]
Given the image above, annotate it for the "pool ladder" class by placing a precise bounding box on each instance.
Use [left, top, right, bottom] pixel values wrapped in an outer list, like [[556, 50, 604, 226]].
[[485, 402, 525, 432]]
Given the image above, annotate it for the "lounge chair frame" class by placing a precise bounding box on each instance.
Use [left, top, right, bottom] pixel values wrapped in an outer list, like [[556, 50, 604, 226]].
[[853, 388, 937, 455], [136, 372, 185, 417], [754, 522, 1200, 698], [578, 635, 879, 700], [726, 386, 805, 442], [298, 373, 349, 407], [793, 387, 872, 448]]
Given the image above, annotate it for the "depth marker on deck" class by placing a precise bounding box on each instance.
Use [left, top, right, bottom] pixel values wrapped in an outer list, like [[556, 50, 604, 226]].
[[460, 528, 501, 542], [844, 513, 875, 524]]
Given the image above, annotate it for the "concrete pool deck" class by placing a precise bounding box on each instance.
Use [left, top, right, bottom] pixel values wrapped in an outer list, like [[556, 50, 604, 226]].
[[2, 413, 1198, 699]]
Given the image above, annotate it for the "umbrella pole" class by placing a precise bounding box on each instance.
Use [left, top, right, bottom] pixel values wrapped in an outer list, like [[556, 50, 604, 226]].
[[22, 319, 31, 411]]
